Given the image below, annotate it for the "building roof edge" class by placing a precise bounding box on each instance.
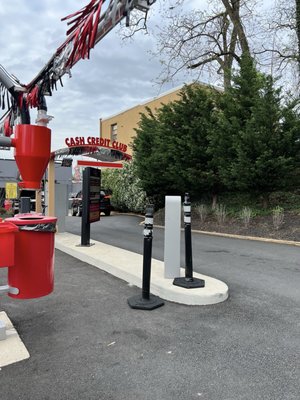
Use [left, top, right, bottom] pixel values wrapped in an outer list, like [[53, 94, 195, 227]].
[[100, 81, 218, 122]]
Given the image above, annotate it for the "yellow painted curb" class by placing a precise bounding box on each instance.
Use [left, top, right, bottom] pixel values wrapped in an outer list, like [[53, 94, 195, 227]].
[[191, 229, 300, 247]]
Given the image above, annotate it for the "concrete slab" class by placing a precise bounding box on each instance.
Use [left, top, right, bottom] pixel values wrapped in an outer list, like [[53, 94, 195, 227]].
[[55, 232, 229, 306], [0, 311, 30, 368]]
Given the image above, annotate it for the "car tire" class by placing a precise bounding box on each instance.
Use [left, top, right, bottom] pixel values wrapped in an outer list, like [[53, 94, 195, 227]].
[[104, 210, 111, 216]]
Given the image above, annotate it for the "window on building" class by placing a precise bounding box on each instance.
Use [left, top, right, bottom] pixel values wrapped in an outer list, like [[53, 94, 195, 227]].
[[111, 123, 118, 142]]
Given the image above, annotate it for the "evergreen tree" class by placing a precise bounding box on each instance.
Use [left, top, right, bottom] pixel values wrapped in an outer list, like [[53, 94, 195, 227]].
[[217, 55, 300, 205], [133, 85, 221, 202]]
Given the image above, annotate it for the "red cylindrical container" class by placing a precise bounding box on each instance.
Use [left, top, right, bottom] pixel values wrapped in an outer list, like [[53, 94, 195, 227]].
[[5, 214, 57, 299], [14, 124, 51, 190], [0, 220, 19, 267]]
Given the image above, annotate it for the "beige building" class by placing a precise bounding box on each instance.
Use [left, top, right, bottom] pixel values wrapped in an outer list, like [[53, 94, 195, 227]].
[[99, 84, 188, 156]]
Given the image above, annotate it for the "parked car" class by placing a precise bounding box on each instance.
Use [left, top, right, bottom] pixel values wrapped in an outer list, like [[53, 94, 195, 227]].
[[71, 189, 112, 217]]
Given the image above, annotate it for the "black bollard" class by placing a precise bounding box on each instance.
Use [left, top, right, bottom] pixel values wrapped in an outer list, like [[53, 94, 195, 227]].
[[173, 193, 205, 289], [128, 204, 164, 310]]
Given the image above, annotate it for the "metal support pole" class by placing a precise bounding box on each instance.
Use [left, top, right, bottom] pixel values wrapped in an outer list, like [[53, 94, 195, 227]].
[[128, 204, 164, 310], [47, 159, 55, 217], [0, 285, 19, 295], [173, 193, 205, 289], [35, 190, 42, 213], [0, 136, 13, 148]]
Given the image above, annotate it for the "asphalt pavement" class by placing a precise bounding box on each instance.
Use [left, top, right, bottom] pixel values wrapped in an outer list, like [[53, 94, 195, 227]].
[[0, 214, 299, 399], [65, 214, 300, 302]]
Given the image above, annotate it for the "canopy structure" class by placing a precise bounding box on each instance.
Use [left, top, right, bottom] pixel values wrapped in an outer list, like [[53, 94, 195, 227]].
[[52, 143, 132, 167]]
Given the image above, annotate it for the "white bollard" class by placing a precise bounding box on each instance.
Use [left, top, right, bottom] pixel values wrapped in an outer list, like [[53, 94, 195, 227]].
[[0, 320, 6, 341], [164, 196, 181, 278]]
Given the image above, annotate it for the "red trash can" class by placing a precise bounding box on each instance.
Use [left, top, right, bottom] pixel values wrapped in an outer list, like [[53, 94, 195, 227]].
[[0, 219, 19, 267], [5, 213, 57, 299]]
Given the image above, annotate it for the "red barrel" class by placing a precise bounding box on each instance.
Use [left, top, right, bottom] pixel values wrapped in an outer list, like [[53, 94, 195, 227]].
[[5, 214, 57, 299], [0, 219, 19, 267]]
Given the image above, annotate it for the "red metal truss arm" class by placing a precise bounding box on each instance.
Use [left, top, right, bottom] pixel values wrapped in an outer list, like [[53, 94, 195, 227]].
[[0, 0, 155, 109], [0, 0, 155, 133], [25, 0, 156, 98]]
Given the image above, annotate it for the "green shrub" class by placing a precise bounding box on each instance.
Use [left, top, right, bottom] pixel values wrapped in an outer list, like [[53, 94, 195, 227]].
[[196, 204, 209, 223], [272, 206, 285, 230], [0, 207, 13, 217], [214, 204, 227, 224], [101, 161, 148, 213], [239, 206, 253, 228]]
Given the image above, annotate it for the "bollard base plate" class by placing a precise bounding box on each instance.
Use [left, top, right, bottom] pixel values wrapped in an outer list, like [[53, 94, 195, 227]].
[[128, 294, 164, 310], [173, 277, 205, 289], [76, 243, 95, 247]]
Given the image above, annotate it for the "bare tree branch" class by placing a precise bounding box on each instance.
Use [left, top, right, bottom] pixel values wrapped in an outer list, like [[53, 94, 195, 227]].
[[151, 0, 256, 89]]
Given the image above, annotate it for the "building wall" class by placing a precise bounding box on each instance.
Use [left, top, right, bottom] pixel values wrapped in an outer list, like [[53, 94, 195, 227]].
[[0, 159, 72, 189], [0, 159, 20, 187], [99, 85, 186, 156]]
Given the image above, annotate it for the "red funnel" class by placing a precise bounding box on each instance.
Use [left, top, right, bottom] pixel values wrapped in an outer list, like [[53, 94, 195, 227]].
[[14, 125, 51, 190]]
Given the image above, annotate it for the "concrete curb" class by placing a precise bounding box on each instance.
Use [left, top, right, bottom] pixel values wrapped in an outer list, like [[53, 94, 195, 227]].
[[190, 229, 300, 246], [0, 311, 30, 368], [55, 233, 229, 306]]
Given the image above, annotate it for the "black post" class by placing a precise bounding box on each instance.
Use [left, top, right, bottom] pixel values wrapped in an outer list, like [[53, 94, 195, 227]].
[[81, 168, 90, 246], [20, 197, 31, 214], [173, 193, 205, 289], [141, 221, 152, 301], [185, 208, 193, 280], [128, 204, 164, 310]]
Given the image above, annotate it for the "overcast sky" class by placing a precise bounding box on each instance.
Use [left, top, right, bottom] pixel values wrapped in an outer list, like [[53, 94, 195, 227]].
[[0, 0, 276, 158], [0, 0, 200, 156]]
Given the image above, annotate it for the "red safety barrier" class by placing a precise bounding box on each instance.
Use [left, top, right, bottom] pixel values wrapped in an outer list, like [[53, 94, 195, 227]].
[[0, 219, 19, 267]]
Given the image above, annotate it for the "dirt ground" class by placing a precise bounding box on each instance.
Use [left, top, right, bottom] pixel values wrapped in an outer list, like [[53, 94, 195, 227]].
[[154, 209, 300, 242]]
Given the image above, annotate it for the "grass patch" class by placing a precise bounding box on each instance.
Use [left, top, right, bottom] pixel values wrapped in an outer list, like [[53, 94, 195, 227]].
[[194, 190, 300, 217]]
